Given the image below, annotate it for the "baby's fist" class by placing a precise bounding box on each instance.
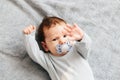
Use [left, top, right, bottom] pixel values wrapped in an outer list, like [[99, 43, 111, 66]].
[[23, 25, 36, 35]]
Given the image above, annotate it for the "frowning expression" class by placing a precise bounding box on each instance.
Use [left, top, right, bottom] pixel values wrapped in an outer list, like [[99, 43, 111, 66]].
[[41, 23, 69, 56]]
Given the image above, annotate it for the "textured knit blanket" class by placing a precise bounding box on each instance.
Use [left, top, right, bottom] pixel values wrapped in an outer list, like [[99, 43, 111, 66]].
[[0, 0, 120, 80]]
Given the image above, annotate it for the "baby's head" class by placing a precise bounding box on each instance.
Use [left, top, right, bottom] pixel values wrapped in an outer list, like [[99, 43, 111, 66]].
[[36, 16, 72, 56]]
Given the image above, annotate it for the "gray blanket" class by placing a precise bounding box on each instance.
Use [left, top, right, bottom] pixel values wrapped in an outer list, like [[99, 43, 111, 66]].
[[0, 0, 120, 80]]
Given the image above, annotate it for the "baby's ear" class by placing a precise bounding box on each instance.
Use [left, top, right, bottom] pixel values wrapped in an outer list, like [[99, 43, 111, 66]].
[[41, 41, 49, 52]]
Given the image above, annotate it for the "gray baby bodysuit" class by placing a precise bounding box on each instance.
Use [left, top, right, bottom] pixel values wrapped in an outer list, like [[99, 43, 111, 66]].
[[23, 32, 94, 80]]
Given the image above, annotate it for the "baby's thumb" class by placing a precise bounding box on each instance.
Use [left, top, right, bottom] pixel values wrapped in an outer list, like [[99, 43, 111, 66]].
[[73, 23, 78, 28], [32, 25, 36, 30]]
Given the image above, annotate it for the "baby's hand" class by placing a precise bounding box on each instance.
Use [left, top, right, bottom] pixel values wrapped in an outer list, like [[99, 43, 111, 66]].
[[64, 23, 84, 41], [23, 25, 36, 35]]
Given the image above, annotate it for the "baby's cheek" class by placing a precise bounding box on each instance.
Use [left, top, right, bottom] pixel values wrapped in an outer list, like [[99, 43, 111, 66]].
[[50, 42, 59, 53], [50, 45, 57, 53]]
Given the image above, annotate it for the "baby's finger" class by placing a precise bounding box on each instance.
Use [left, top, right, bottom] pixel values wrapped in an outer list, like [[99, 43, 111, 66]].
[[73, 23, 78, 28], [62, 29, 70, 37], [30, 25, 34, 30], [27, 26, 32, 34], [23, 29, 29, 34], [32, 25, 36, 30], [74, 23, 83, 31], [64, 27, 71, 33], [29, 25, 36, 31], [65, 24, 72, 32], [23, 29, 27, 34], [66, 24, 73, 29]]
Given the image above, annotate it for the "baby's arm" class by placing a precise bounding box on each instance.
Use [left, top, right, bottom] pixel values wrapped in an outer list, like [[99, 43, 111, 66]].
[[74, 33, 92, 59], [23, 25, 46, 67]]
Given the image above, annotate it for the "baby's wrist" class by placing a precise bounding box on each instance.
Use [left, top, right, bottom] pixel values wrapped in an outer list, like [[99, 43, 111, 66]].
[[77, 39, 82, 42], [77, 34, 84, 42]]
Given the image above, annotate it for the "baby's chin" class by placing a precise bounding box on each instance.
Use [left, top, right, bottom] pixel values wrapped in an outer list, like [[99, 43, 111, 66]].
[[70, 40, 75, 46], [51, 52, 68, 56], [57, 52, 67, 56]]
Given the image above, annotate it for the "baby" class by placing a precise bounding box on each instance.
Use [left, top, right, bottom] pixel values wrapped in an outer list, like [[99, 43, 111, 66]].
[[23, 16, 94, 80]]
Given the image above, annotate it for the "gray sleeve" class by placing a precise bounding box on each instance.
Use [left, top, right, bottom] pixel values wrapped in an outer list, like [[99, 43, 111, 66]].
[[23, 31, 47, 68], [74, 32, 92, 59]]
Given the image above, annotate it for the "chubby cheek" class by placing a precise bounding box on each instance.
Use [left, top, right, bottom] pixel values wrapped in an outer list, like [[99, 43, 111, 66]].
[[47, 44, 57, 54]]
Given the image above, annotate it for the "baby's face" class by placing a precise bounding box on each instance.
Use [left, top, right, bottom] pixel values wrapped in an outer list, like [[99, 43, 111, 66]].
[[42, 23, 72, 56]]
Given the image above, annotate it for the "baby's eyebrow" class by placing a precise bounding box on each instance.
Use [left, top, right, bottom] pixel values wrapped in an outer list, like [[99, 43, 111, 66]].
[[47, 33, 54, 37], [46, 33, 56, 39]]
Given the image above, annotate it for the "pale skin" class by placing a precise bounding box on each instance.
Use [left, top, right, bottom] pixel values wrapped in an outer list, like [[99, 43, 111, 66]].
[[23, 23, 84, 56]]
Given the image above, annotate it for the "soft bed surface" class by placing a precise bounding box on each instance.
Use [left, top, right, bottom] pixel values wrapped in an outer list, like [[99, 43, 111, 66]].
[[0, 0, 120, 80]]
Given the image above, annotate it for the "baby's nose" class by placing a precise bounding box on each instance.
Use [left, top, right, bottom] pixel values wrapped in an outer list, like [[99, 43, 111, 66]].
[[59, 39, 66, 44]]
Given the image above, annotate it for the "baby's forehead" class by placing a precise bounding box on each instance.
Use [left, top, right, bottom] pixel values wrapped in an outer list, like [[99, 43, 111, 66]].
[[44, 24, 66, 38]]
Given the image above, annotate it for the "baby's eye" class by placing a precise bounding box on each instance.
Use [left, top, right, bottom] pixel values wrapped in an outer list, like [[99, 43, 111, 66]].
[[52, 38, 57, 41], [63, 35, 67, 38], [52, 37, 59, 41]]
